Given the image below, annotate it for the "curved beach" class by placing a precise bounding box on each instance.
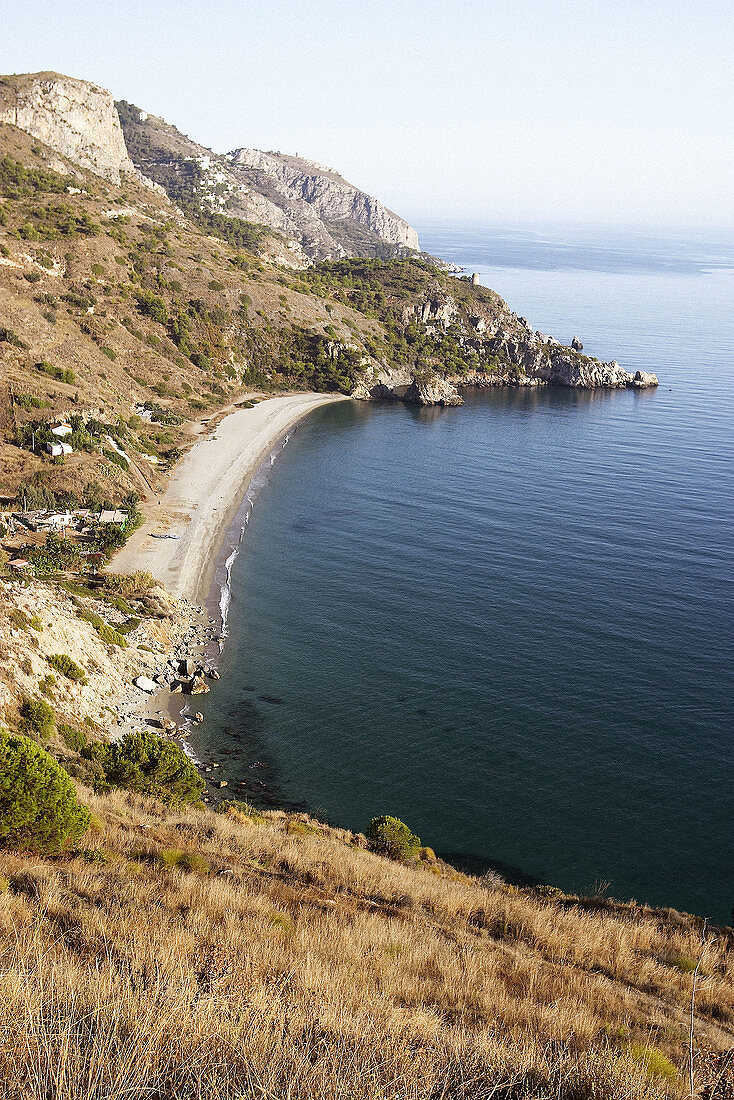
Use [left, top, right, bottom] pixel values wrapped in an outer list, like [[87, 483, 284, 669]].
[[113, 392, 348, 602]]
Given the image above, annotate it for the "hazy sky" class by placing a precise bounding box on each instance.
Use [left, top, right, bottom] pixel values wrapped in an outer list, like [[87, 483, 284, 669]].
[[1, 0, 732, 227]]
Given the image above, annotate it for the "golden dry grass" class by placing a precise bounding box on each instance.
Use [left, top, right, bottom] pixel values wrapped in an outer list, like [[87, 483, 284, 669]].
[[0, 789, 732, 1099]]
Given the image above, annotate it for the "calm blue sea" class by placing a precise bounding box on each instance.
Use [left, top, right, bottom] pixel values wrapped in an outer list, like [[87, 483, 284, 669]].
[[191, 223, 734, 922]]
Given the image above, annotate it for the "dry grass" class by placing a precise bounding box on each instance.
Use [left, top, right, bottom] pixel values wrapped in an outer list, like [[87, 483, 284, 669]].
[[0, 789, 732, 1099]]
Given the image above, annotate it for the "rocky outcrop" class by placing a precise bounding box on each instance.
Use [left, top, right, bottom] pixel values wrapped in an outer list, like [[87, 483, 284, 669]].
[[404, 373, 463, 406], [0, 72, 136, 184], [227, 148, 419, 254], [353, 367, 463, 406], [352, 280, 658, 404]]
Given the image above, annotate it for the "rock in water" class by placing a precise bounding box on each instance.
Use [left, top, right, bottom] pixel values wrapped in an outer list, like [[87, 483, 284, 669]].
[[633, 370, 659, 387], [571, 336, 584, 351], [403, 372, 464, 406]]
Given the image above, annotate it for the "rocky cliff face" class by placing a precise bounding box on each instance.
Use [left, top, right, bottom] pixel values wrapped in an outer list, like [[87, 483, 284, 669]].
[[353, 366, 464, 406], [0, 72, 136, 184], [227, 148, 418, 254], [116, 102, 420, 262]]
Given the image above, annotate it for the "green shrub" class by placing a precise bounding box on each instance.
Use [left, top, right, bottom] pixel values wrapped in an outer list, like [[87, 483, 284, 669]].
[[58, 723, 88, 752], [18, 697, 56, 741], [628, 1044, 678, 1080], [670, 953, 697, 973], [286, 818, 320, 836], [47, 653, 87, 682], [84, 729, 205, 805], [76, 607, 128, 648], [156, 849, 210, 873], [215, 799, 262, 820], [38, 674, 56, 698], [367, 815, 421, 861], [77, 847, 110, 864], [534, 884, 563, 899], [0, 731, 90, 853]]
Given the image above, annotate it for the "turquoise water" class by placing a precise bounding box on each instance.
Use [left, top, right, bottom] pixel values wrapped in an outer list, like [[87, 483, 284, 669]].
[[191, 224, 734, 921]]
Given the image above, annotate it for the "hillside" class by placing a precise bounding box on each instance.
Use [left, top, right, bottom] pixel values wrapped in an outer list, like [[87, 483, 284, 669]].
[[1, 778, 733, 1098], [116, 99, 419, 263], [0, 71, 658, 515]]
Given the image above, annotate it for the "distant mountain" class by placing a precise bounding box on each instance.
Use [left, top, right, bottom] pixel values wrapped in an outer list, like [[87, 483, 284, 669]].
[[115, 101, 419, 265]]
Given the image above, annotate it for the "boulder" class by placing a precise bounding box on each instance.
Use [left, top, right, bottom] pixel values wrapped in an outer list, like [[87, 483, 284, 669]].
[[632, 370, 659, 388], [403, 372, 463, 407], [571, 336, 584, 351], [134, 676, 158, 694], [189, 676, 210, 695]]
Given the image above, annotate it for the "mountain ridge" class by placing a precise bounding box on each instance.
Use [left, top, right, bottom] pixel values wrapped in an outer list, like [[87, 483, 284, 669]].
[[116, 99, 419, 263]]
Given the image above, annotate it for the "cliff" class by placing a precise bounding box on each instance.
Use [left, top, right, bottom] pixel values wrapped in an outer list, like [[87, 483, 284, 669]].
[[227, 146, 418, 255], [0, 75, 658, 526], [0, 72, 136, 185]]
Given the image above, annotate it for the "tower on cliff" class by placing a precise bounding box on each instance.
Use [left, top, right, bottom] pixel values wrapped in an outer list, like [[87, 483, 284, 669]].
[[471, 272, 480, 285]]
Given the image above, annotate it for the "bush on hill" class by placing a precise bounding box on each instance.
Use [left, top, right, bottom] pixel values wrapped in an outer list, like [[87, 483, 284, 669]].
[[367, 815, 421, 861], [18, 697, 56, 741], [84, 729, 205, 805], [46, 654, 87, 683], [0, 731, 90, 853]]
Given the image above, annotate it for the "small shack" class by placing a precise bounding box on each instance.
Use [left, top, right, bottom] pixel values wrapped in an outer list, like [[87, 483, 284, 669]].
[[98, 509, 128, 527], [46, 442, 73, 457], [51, 423, 73, 437]]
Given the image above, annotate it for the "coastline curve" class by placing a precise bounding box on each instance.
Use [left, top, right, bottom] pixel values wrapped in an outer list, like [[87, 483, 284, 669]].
[[112, 392, 348, 603]]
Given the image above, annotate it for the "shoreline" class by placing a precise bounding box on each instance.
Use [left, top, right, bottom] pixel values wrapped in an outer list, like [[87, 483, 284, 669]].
[[109, 391, 348, 759], [113, 392, 348, 604]]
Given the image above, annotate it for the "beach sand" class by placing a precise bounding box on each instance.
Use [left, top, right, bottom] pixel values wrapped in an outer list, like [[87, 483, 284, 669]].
[[113, 392, 347, 602]]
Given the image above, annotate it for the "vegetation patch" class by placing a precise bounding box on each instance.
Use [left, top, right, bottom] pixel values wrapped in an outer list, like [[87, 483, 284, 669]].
[[18, 697, 56, 741], [46, 653, 87, 683], [367, 815, 421, 861], [75, 605, 129, 647], [0, 731, 90, 853], [83, 729, 205, 805]]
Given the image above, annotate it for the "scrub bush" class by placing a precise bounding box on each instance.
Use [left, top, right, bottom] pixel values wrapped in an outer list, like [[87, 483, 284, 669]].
[[367, 815, 421, 861], [18, 697, 55, 741], [0, 731, 90, 853], [47, 653, 87, 682], [84, 729, 205, 805]]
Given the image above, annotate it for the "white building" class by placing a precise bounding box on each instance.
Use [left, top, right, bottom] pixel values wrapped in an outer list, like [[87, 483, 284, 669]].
[[51, 423, 73, 437], [98, 509, 128, 526], [46, 441, 73, 456]]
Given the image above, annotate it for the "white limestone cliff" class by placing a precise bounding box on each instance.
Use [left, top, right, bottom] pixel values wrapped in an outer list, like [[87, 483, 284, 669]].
[[0, 72, 135, 184]]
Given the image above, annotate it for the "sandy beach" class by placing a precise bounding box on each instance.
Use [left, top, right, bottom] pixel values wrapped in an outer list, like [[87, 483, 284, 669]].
[[113, 392, 347, 602]]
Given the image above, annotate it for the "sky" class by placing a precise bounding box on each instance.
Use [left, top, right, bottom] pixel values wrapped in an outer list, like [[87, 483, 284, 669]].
[[1, 0, 732, 228]]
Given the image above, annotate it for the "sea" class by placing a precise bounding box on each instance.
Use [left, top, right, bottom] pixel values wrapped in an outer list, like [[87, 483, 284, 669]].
[[189, 222, 734, 922]]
